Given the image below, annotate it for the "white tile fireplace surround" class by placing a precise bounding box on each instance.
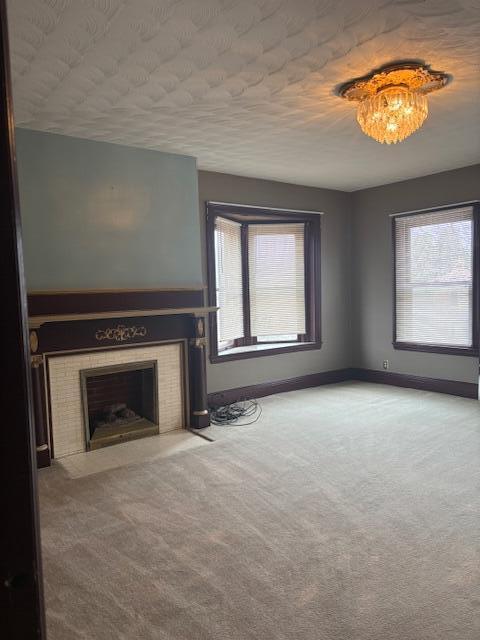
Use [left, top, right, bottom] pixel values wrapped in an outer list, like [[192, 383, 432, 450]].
[[48, 342, 184, 458]]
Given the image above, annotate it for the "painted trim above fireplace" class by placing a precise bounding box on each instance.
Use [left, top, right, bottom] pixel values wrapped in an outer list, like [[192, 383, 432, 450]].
[[27, 287, 213, 326]]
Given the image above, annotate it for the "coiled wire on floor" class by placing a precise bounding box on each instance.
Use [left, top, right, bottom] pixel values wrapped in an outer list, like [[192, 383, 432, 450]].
[[209, 399, 262, 427]]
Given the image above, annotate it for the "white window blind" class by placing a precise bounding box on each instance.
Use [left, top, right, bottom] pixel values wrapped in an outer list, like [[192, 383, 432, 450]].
[[248, 223, 306, 337], [215, 217, 244, 343], [395, 206, 474, 347]]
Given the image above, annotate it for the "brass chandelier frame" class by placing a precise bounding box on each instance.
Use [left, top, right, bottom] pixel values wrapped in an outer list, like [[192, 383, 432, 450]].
[[337, 61, 450, 103]]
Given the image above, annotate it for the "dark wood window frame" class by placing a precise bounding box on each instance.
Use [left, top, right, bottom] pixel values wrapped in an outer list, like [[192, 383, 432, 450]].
[[206, 202, 322, 363], [392, 201, 480, 357]]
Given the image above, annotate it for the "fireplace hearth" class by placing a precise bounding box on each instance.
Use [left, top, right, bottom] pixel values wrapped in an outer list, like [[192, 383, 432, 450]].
[[80, 360, 158, 450]]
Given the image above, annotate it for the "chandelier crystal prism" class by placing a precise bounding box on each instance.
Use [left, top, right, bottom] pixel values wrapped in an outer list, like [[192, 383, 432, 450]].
[[338, 63, 449, 144]]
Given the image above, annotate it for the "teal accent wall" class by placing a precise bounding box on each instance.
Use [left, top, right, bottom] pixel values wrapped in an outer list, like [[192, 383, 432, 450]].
[[15, 129, 202, 290]]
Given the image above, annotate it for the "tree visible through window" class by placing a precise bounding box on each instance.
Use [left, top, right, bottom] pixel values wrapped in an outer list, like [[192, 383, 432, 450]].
[[206, 203, 321, 361]]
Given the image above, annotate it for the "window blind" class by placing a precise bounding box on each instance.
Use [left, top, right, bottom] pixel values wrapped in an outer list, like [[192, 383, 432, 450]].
[[214, 217, 244, 343], [395, 206, 474, 347], [248, 223, 306, 337]]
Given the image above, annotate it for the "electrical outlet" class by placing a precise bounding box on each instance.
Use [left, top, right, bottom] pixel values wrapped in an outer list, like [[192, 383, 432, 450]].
[[383, 360, 389, 370]]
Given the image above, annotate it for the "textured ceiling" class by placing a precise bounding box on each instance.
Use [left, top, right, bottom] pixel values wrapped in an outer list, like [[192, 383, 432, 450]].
[[7, 0, 480, 191]]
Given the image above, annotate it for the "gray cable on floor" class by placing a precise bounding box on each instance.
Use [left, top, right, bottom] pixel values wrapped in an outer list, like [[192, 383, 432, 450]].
[[209, 399, 262, 426]]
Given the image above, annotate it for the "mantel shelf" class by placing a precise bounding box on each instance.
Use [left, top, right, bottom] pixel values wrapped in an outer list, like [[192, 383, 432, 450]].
[[29, 306, 218, 329]]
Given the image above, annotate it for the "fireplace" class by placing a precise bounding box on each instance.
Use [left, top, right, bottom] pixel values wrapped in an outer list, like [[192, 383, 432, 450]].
[[80, 360, 159, 450], [27, 287, 212, 467]]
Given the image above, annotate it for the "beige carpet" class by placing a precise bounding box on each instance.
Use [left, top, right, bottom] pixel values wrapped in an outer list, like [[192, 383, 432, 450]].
[[39, 382, 480, 639]]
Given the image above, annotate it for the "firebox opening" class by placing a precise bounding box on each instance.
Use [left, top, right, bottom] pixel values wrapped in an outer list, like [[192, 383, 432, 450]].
[[80, 360, 159, 450]]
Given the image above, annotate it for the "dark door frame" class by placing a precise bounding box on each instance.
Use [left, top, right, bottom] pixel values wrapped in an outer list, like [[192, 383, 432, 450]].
[[0, 0, 47, 637]]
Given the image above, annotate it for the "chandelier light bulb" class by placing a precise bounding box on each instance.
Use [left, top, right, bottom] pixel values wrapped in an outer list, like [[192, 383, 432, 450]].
[[357, 86, 429, 144]]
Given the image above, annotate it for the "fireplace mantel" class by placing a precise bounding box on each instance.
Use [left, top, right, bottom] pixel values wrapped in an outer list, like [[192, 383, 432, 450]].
[[29, 306, 217, 329], [27, 288, 212, 467]]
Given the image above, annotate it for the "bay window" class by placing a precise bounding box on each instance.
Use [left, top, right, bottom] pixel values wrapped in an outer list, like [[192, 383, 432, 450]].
[[207, 202, 321, 362]]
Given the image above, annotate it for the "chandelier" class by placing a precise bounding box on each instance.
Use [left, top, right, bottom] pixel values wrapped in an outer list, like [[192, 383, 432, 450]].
[[338, 63, 449, 144]]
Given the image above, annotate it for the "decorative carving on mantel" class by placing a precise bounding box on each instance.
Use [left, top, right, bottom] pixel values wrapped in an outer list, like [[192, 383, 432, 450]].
[[29, 330, 38, 353], [95, 325, 147, 342], [31, 354, 43, 368], [190, 316, 208, 347], [190, 337, 207, 348]]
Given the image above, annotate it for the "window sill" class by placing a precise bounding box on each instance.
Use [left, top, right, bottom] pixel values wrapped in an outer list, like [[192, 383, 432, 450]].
[[210, 340, 321, 363], [393, 341, 478, 357]]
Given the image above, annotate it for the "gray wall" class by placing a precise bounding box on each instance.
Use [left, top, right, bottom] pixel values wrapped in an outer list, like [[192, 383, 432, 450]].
[[15, 127, 479, 390], [351, 164, 480, 383], [198, 171, 353, 393], [16, 129, 202, 289]]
